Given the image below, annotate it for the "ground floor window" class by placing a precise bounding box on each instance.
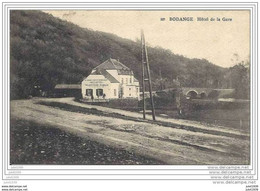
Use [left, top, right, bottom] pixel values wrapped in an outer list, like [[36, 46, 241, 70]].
[[96, 89, 103, 97], [86, 89, 93, 96]]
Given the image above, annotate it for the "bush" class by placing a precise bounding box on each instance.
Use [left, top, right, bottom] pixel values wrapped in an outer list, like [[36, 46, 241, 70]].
[[108, 99, 139, 110]]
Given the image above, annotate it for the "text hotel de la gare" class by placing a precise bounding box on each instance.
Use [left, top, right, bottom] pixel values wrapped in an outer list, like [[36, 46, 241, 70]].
[[162, 17, 233, 22]]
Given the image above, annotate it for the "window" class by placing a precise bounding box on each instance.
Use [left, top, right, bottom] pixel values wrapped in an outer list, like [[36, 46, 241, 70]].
[[129, 88, 131, 90], [96, 89, 103, 97], [121, 78, 124, 84], [130, 77, 132, 83], [119, 87, 124, 98], [86, 89, 93, 96], [126, 78, 128, 84], [114, 89, 117, 96]]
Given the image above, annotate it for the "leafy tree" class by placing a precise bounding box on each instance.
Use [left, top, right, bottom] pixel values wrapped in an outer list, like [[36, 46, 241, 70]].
[[228, 61, 250, 99]]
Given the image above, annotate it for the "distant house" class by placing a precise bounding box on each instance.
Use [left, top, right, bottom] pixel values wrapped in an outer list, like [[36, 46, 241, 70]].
[[81, 58, 140, 100]]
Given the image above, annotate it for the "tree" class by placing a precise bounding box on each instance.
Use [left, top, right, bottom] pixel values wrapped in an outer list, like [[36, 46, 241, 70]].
[[228, 61, 250, 99]]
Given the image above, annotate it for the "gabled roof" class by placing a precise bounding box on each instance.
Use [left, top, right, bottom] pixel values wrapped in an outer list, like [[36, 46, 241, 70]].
[[93, 58, 133, 75], [55, 84, 81, 89], [91, 69, 120, 83]]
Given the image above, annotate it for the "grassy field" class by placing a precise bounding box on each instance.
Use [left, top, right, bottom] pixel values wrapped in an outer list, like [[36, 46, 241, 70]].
[[154, 107, 250, 134], [91, 98, 250, 133], [10, 118, 164, 165]]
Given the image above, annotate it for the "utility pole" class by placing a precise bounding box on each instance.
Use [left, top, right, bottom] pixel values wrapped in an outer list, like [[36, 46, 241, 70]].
[[141, 31, 146, 119], [141, 30, 156, 121]]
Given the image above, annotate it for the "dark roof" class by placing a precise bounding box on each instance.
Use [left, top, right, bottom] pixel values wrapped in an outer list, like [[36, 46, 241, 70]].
[[91, 69, 120, 83], [93, 58, 133, 75], [55, 84, 81, 89], [118, 69, 133, 75]]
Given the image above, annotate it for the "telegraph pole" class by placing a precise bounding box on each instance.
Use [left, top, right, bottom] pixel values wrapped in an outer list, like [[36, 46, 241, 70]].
[[141, 30, 156, 121], [141, 31, 146, 119]]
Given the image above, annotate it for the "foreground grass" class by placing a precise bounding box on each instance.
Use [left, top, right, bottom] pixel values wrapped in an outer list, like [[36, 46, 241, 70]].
[[10, 118, 164, 165]]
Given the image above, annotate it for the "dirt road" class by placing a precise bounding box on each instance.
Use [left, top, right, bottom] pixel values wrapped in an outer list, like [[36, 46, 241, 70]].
[[10, 98, 250, 165]]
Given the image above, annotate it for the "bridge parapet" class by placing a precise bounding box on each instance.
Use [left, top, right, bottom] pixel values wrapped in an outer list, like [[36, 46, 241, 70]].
[[158, 87, 235, 99]]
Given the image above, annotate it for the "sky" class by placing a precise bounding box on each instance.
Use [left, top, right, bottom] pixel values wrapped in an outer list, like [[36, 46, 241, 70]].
[[44, 10, 250, 68]]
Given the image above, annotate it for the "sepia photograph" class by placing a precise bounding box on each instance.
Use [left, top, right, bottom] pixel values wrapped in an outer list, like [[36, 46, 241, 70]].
[[9, 9, 251, 166], [2, 2, 259, 191]]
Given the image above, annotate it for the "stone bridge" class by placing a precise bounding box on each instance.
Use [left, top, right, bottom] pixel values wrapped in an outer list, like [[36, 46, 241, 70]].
[[160, 87, 235, 99], [182, 87, 213, 99]]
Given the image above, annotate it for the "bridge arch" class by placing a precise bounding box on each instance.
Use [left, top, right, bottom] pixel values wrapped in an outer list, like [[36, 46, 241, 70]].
[[200, 92, 207, 99], [186, 90, 198, 99]]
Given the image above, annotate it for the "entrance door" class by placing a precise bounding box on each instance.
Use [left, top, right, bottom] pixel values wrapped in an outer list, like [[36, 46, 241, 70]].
[[96, 89, 103, 98], [119, 87, 124, 98]]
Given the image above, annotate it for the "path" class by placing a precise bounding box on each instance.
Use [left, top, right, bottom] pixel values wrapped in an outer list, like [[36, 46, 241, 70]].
[[10, 98, 250, 165]]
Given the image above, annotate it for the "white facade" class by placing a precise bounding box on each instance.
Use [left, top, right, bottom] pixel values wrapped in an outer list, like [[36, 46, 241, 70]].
[[81, 74, 119, 99], [81, 58, 140, 100]]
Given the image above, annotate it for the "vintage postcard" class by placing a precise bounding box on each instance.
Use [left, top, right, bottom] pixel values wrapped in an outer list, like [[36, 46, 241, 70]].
[[1, 2, 258, 191]]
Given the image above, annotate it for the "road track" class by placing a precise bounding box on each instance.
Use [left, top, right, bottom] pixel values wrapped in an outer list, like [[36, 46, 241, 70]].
[[10, 98, 250, 165]]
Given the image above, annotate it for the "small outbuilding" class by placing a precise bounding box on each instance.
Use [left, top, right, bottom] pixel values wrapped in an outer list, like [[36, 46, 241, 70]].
[[81, 58, 140, 100], [54, 84, 81, 98]]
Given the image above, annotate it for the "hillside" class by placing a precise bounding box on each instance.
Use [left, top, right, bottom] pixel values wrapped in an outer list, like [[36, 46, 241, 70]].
[[10, 10, 227, 99]]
